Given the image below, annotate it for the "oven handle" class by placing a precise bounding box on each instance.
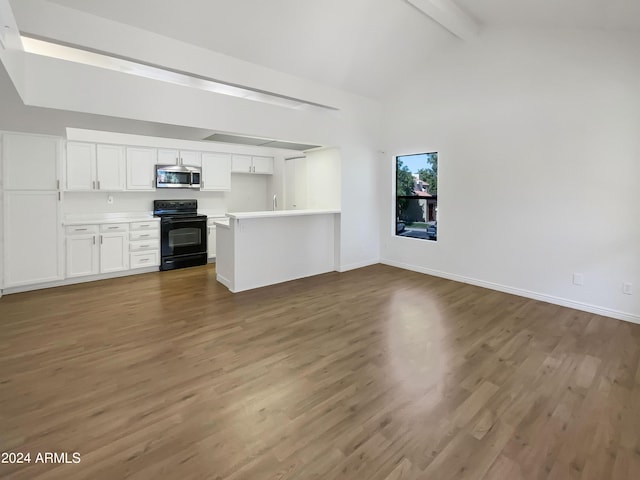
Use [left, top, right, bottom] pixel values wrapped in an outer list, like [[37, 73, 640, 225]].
[[164, 218, 205, 225]]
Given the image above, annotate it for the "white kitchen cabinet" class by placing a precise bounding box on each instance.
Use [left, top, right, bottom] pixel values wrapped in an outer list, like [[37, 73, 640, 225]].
[[66, 224, 129, 277], [100, 232, 129, 273], [129, 220, 160, 269], [66, 142, 126, 191], [4, 191, 63, 287], [126, 147, 157, 190], [157, 149, 201, 167], [66, 142, 95, 191], [66, 233, 99, 278], [231, 154, 273, 174], [2, 133, 61, 191], [252, 156, 274, 174], [207, 220, 217, 259], [201, 153, 231, 191], [96, 144, 126, 191]]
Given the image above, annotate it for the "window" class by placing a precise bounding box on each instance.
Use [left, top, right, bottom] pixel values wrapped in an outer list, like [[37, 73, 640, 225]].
[[396, 152, 438, 241]]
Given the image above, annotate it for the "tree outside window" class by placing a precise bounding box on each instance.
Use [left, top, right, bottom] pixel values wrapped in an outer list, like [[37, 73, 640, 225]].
[[395, 152, 438, 241]]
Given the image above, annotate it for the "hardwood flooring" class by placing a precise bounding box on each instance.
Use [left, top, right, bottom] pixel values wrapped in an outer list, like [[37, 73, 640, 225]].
[[1, 264, 640, 479]]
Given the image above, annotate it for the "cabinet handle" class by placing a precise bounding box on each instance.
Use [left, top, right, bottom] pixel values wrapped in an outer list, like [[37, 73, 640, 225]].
[[139, 224, 150, 228], [58, 192, 61, 201], [97, 180, 101, 190], [100, 235, 103, 244], [140, 258, 149, 263], [57, 180, 60, 190], [93, 235, 96, 244], [76, 228, 88, 231], [140, 234, 150, 237], [108, 226, 119, 229], [140, 244, 150, 248]]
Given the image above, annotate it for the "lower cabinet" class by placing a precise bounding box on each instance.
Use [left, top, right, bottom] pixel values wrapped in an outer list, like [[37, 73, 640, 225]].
[[66, 224, 129, 277], [100, 231, 129, 273], [208, 225, 217, 259], [129, 221, 160, 269], [4, 191, 64, 287]]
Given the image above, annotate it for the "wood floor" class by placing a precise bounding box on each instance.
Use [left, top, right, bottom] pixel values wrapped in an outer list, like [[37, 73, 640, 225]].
[[1, 264, 639, 480]]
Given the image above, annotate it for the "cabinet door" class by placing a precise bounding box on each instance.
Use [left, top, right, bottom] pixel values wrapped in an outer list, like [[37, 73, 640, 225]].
[[66, 234, 99, 278], [100, 232, 129, 273], [96, 145, 125, 191], [201, 153, 231, 191], [3, 133, 60, 190], [66, 142, 95, 191], [208, 226, 216, 258], [157, 149, 179, 165], [180, 150, 201, 167], [231, 154, 252, 173], [252, 156, 274, 174], [4, 191, 63, 287], [126, 147, 156, 190]]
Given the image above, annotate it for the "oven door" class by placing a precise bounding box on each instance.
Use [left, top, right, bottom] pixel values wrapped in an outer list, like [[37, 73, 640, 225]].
[[160, 218, 207, 257]]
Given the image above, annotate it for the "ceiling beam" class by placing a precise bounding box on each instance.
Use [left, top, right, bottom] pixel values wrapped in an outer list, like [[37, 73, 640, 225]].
[[0, 0, 22, 49], [406, 0, 480, 41]]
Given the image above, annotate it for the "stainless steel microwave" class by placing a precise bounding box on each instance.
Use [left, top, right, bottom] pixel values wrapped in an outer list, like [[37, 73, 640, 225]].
[[156, 164, 201, 189]]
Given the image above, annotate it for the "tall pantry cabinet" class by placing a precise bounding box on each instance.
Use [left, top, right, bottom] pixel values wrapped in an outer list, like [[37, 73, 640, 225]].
[[1, 132, 64, 289]]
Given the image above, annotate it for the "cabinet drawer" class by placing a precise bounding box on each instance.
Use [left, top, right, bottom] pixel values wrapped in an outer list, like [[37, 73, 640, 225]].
[[130, 230, 159, 241], [130, 239, 160, 252], [131, 221, 158, 231], [130, 251, 159, 269], [99, 223, 129, 233], [66, 225, 98, 235]]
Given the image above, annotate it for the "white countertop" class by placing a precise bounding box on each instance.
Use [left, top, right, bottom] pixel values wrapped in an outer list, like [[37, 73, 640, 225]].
[[225, 209, 341, 220], [63, 212, 158, 226], [198, 209, 227, 218]]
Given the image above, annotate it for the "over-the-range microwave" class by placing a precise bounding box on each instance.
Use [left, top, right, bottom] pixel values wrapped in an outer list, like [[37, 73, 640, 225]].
[[156, 164, 201, 189]]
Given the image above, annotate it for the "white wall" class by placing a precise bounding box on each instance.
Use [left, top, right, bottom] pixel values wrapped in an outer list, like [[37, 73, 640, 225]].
[[305, 148, 341, 210], [228, 174, 270, 213], [381, 28, 640, 322]]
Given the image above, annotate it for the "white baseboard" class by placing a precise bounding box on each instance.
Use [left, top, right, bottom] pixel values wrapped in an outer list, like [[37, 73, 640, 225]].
[[216, 273, 233, 292], [380, 259, 640, 325], [1, 267, 159, 295], [338, 258, 379, 273]]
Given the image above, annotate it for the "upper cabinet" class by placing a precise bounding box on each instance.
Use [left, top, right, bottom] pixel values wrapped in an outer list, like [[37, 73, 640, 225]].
[[66, 142, 126, 191], [66, 142, 95, 191], [231, 154, 274, 174], [201, 153, 231, 191], [96, 144, 126, 191], [157, 149, 202, 167], [62, 135, 274, 192], [2, 133, 61, 190], [126, 147, 157, 190]]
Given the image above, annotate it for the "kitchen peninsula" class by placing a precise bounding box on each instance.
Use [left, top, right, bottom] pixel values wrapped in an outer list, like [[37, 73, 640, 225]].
[[215, 209, 340, 292]]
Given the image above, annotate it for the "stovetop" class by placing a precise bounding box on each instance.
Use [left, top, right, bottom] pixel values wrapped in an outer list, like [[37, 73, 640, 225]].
[[153, 199, 203, 218]]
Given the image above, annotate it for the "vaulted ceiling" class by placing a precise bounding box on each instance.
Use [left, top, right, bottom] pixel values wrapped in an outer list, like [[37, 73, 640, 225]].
[[10, 0, 640, 100]]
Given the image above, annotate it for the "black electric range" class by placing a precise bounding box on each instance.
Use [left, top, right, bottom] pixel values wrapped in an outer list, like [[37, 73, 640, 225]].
[[153, 200, 208, 271]]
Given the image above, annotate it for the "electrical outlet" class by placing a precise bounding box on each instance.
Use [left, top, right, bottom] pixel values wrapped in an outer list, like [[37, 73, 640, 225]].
[[572, 273, 584, 286], [107, 195, 114, 204], [623, 282, 632, 295]]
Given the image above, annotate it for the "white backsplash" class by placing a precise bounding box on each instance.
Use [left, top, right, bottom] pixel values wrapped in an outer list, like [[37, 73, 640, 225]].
[[63, 174, 271, 216], [63, 190, 227, 215]]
